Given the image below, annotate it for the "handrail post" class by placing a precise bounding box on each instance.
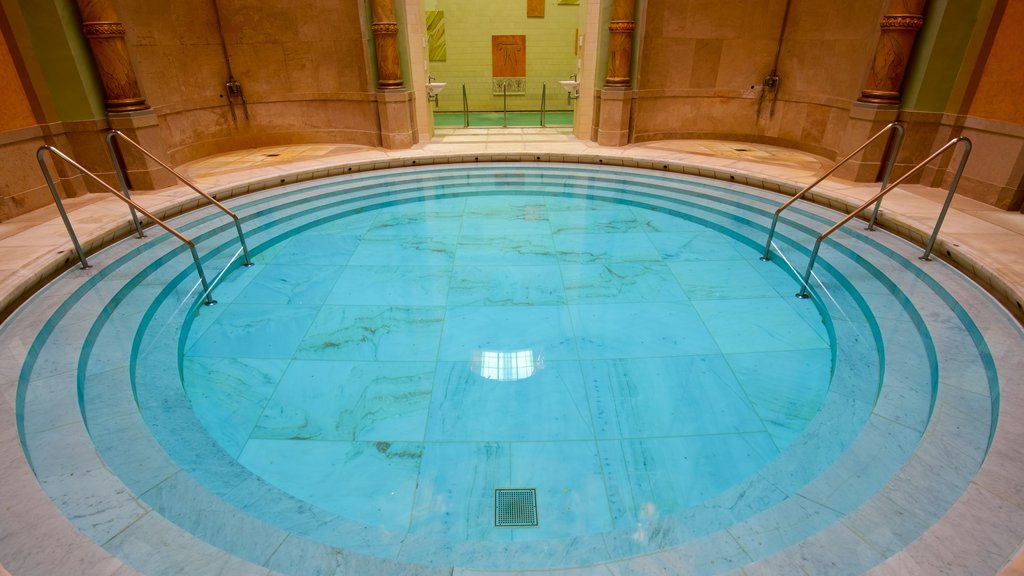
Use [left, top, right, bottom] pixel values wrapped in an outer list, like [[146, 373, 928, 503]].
[[35, 149, 89, 269], [105, 130, 253, 267], [762, 121, 903, 261], [187, 244, 216, 305], [921, 138, 972, 260], [867, 123, 906, 231], [541, 83, 547, 127], [102, 135, 146, 239], [462, 84, 469, 127], [796, 239, 823, 299], [502, 84, 508, 128]]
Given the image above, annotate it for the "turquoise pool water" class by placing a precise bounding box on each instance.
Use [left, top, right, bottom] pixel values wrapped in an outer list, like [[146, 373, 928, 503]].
[[180, 190, 834, 549], [8, 163, 1017, 575], [434, 110, 574, 127]]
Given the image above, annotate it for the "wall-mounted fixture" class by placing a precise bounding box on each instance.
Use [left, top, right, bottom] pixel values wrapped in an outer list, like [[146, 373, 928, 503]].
[[559, 74, 579, 105], [212, 0, 248, 125], [225, 76, 249, 123], [756, 72, 780, 119], [427, 76, 447, 107], [757, 0, 792, 121]]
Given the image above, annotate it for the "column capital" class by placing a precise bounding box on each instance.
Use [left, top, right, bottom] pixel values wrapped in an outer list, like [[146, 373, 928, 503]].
[[879, 14, 925, 30], [371, 22, 400, 35], [82, 21, 125, 37]]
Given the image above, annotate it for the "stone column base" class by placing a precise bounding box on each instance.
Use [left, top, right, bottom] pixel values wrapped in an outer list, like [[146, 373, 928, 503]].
[[833, 102, 901, 183], [108, 110, 176, 190], [596, 88, 633, 147], [377, 90, 416, 150]]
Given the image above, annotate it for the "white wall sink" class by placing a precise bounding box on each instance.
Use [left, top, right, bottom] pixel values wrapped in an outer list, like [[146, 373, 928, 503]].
[[426, 82, 447, 95]]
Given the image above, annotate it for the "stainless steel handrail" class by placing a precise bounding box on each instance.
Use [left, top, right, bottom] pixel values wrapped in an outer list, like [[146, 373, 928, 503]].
[[540, 83, 547, 127], [105, 129, 252, 266], [502, 84, 508, 128], [37, 145, 217, 305], [794, 136, 972, 298], [762, 121, 904, 261], [462, 84, 469, 127]]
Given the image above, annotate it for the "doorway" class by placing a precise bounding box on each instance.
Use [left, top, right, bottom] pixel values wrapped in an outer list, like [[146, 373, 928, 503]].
[[418, 0, 588, 130]]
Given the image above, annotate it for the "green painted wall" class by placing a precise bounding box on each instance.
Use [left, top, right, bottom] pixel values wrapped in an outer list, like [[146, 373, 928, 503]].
[[364, 0, 380, 89], [901, 0, 993, 113], [422, 0, 580, 112], [16, 0, 104, 121], [595, 0, 612, 89], [396, 0, 414, 88]]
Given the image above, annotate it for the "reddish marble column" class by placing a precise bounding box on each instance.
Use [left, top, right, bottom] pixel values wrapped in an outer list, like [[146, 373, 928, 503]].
[[604, 0, 636, 87], [369, 0, 413, 148], [75, 0, 148, 112], [859, 0, 927, 104], [370, 0, 404, 89]]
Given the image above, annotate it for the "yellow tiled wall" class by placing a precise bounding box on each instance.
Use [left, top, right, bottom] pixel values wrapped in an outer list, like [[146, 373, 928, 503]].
[[422, 0, 580, 112]]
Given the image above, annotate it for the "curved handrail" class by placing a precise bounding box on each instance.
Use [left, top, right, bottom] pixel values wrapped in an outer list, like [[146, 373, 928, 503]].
[[762, 121, 904, 260], [37, 145, 217, 305], [795, 136, 972, 298], [105, 129, 252, 266]]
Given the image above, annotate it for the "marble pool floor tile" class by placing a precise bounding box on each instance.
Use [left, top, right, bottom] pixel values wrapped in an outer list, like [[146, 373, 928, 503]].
[[724, 349, 835, 450], [580, 355, 769, 439], [249, 359, 435, 442], [425, 360, 593, 442], [237, 438, 422, 534], [183, 356, 291, 458], [234, 264, 343, 306], [266, 231, 362, 266], [185, 303, 321, 359], [692, 297, 831, 354], [327, 264, 452, 306], [447, 264, 566, 306], [453, 234, 560, 267], [570, 301, 722, 359], [294, 305, 446, 362], [561, 261, 688, 304], [669, 260, 780, 300], [438, 304, 579, 361]]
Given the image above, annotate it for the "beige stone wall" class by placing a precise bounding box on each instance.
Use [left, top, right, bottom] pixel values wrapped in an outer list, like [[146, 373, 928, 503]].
[[0, 30, 35, 132], [114, 0, 381, 163], [0, 24, 45, 220], [0, 11, 99, 221], [959, 1, 1024, 209], [968, 1, 1024, 126], [633, 0, 885, 158]]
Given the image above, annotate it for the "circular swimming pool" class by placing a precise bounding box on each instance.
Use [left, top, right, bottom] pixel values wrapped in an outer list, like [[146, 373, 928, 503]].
[[6, 163, 1022, 575]]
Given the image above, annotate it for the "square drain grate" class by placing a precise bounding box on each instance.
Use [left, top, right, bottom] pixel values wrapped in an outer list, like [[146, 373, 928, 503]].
[[494, 488, 538, 527]]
